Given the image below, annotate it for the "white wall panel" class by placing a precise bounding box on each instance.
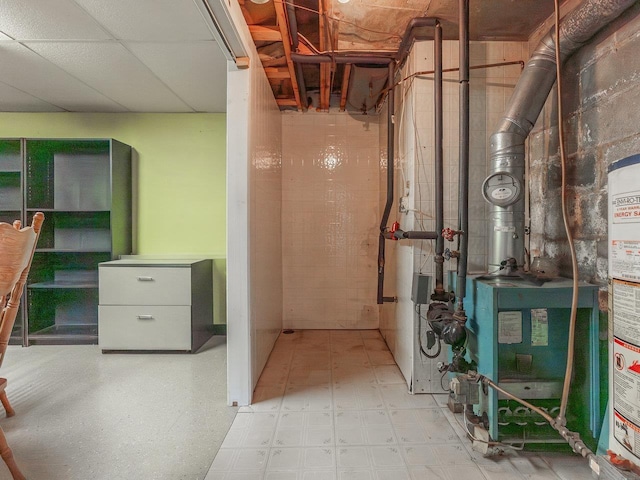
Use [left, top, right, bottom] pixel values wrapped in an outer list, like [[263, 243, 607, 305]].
[[225, 0, 282, 406]]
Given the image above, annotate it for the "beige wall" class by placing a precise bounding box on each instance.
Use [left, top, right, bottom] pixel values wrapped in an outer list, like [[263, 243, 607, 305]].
[[281, 112, 380, 330]]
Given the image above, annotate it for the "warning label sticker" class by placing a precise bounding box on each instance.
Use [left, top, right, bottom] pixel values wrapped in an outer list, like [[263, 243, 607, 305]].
[[613, 280, 640, 459]]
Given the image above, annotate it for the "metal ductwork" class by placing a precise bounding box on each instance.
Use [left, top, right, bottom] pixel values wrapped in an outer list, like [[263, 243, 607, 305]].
[[485, 0, 637, 274]]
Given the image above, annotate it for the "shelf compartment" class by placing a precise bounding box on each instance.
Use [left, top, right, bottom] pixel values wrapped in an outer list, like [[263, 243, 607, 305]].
[[26, 140, 111, 210], [29, 270, 98, 289], [27, 287, 99, 338], [29, 211, 111, 252], [0, 171, 22, 211], [0, 211, 23, 224], [0, 140, 21, 171], [28, 252, 111, 286], [27, 324, 98, 345]]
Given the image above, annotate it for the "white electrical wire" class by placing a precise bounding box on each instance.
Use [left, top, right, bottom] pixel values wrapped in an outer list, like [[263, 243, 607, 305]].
[[554, 0, 580, 426]]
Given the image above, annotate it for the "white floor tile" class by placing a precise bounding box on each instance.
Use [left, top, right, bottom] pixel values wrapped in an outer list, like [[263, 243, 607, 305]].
[[337, 446, 371, 468], [303, 447, 336, 468], [208, 330, 599, 480], [338, 469, 375, 480], [369, 446, 405, 467], [267, 447, 303, 470]]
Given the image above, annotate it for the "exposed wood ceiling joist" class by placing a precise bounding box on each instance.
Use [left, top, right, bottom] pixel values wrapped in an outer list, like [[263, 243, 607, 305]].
[[318, 0, 330, 112], [273, 0, 303, 111], [265, 67, 292, 79], [249, 25, 283, 42], [239, 0, 564, 113]]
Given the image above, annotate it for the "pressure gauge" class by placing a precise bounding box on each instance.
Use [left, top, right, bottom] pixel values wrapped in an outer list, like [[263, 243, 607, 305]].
[[482, 172, 522, 207]]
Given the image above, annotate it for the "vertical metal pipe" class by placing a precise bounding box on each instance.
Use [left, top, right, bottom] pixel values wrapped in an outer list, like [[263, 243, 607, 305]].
[[434, 22, 445, 298], [295, 63, 308, 110], [377, 62, 396, 304], [456, 0, 470, 308]]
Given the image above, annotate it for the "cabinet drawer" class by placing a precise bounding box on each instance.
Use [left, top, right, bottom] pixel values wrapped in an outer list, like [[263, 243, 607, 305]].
[[99, 305, 192, 350], [99, 266, 191, 305]]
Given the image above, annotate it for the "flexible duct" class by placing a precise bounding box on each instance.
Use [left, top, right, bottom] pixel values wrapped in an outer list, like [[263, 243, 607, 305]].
[[485, 0, 637, 273]]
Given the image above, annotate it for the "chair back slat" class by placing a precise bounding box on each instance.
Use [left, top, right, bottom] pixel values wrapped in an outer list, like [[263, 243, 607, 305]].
[[0, 213, 44, 366]]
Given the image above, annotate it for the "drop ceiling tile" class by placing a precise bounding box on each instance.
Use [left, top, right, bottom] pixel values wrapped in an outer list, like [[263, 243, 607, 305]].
[[0, 82, 65, 112], [0, 32, 13, 41], [127, 41, 227, 112], [73, 0, 214, 41], [0, 43, 127, 112], [25, 41, 193, 112], [0, 0, 111, 40]]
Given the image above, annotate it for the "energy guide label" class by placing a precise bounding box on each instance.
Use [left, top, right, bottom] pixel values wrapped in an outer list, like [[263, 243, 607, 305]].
[[611, 240, 640, 281]]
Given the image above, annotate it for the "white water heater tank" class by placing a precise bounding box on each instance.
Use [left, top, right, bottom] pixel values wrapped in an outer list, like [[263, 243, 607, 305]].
[[608, 154, 640, 462]]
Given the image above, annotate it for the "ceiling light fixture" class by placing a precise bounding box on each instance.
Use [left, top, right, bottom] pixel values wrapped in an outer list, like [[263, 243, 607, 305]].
[[250, 0, 271, 4], [338, 0, 351, 3]]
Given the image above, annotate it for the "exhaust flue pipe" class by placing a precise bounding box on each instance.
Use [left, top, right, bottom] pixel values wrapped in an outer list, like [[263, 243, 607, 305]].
[[485, 0, 637, 273]]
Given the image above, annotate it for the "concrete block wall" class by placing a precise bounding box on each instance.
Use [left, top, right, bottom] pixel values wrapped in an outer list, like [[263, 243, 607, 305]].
[[528, 4, 640, 300]]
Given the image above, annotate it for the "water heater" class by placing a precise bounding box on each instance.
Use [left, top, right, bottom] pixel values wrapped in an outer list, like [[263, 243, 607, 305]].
[[608, 154, 640, 462]]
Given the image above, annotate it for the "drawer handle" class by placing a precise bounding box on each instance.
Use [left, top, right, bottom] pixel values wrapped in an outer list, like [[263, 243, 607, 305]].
[[137, 276, 154, 281], [137, 315, 154, 320]]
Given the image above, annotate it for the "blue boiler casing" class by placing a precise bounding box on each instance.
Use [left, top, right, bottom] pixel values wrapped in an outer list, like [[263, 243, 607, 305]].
[[462, 276, 601, 445]]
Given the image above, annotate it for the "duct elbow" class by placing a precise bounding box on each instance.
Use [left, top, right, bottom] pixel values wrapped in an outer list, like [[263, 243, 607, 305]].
[[489, 131, 527, 159]]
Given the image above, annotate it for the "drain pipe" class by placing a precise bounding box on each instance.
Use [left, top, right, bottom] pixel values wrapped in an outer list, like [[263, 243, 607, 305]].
[[286, 2, 308, 110], [378, 62, 397, 304], [291, 53, 395, 64], [455, 0, 470, 312], [380, 18, 443, 244], [433, 21, 447, 301], [396, 18, 439, 67], [485, 0, 638, 274]]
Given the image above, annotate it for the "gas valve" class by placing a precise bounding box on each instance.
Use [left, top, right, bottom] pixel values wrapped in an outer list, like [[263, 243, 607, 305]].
[[389, 221, 400, 241], [444, 248, 460, 260], [442, 228, 463, 242]]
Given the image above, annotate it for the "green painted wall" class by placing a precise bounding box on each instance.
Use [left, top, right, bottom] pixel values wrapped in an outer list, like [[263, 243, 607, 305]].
[[0, 112, 227, 325]]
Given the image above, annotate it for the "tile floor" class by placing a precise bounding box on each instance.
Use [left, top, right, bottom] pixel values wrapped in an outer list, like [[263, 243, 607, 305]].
[[206, 330, 595, 480], [0, 336, 236, 480]]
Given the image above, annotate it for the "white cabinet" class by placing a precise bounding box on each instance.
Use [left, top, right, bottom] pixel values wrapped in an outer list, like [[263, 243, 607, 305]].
[[98, 259, 213, 352]]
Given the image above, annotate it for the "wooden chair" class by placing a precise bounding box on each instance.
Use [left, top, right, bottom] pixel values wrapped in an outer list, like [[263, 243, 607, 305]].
[[0, 212, 44, 480]]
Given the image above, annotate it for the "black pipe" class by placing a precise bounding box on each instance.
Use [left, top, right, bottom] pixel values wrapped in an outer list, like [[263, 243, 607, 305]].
[[377, 62, 396, 305], [295, 62, 309, 110], [380, 62, 396, 231], [285, 2, 308, 110], [456, 0, 470, 310], [397, 230, 439, 240], [434, 22, 445, 298], [376, 17, 441, 304], [396, 18, 439, 67], [291, 53, 395, 65], [286, 1, 299, 50]]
